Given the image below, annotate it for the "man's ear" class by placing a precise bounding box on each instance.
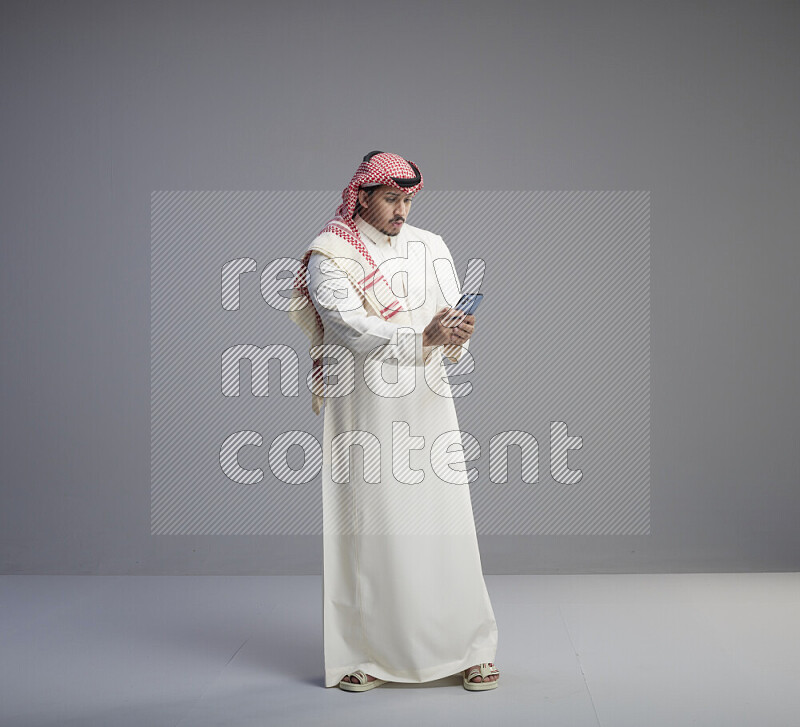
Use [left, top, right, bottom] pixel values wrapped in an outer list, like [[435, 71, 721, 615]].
[[357, 188, 371, 209]]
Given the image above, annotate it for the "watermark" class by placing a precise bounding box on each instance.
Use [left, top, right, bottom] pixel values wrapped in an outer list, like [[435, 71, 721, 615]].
[[151, 191, 651, 534]]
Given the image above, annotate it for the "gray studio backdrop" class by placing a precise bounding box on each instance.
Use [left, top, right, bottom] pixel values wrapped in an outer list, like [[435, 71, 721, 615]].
[[1, 0, 797, 574]]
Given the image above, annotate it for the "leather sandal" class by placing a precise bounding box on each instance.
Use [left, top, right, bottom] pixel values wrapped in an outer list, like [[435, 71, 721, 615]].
[[463, 662, 500, 691], [338, 669, 386, 692]]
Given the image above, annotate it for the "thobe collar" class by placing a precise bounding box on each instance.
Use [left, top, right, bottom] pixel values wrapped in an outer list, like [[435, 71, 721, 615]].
[[354, 213, 399, 249]]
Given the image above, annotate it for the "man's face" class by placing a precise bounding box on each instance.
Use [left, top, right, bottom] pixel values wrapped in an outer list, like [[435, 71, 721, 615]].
[[357, 185, 416, 236]]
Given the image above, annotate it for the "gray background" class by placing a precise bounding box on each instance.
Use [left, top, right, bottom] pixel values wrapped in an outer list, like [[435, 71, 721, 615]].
[[1, 0, 797, 573]]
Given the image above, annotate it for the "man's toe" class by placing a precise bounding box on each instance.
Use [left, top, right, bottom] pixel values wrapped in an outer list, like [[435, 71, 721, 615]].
[[342, 672, 376, 683]]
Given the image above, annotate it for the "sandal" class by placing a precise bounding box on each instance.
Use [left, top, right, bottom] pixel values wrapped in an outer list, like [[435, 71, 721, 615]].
[[338, 669, 386, 692], [462, 662, 500, 691]]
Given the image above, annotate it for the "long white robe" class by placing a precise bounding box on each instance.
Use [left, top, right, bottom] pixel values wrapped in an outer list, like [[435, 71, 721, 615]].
[[307, 213, 498, 687]]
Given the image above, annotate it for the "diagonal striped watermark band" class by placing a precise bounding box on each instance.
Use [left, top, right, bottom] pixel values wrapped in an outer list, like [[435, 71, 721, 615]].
[[151, 191, 650, 535]]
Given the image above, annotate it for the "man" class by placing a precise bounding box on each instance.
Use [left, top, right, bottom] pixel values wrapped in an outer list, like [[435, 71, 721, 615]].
[[289, 151, 500, 691]]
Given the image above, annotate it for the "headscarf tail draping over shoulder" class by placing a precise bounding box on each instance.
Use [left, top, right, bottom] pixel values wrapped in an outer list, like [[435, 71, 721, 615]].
[[288, 151, 424, 414]]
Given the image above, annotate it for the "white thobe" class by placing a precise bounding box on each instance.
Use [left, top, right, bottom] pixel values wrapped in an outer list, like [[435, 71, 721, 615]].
[[307, 213, 498, 687]]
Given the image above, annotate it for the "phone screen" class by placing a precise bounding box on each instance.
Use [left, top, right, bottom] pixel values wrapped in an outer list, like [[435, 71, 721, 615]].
[[454, 293, 483, 316]]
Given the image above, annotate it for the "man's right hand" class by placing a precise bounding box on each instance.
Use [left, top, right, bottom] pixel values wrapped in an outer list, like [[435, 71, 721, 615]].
[[423, 306, 466, 347]]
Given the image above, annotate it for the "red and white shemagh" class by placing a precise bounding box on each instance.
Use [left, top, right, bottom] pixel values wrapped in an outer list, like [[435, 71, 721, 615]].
[[289, 152, 424, 413]]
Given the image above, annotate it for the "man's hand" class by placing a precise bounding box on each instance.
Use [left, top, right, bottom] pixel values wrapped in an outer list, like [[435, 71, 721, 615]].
[[422, 307, 476, 348], [448, 311, 475, 346]]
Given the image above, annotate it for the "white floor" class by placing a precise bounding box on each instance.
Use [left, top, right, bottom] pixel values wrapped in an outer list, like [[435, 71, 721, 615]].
[[1, 573, 798, 726]]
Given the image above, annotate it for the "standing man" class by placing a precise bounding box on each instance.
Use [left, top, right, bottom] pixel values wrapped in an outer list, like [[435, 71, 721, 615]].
[[289, 151, 500, 691]]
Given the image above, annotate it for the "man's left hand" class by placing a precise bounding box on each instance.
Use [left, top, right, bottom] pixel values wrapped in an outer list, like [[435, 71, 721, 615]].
[[447, 312, 475, 345]]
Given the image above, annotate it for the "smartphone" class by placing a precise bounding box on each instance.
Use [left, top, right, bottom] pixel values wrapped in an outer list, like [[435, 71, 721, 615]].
[[453, 293, 484, 316]]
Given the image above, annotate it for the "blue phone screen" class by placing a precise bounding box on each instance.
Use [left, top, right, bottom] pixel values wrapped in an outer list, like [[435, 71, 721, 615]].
[[455, 293, 483, 315]]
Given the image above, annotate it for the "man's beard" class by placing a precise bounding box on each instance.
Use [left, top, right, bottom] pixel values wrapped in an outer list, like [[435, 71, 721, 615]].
[[383, 219, 403, 236]]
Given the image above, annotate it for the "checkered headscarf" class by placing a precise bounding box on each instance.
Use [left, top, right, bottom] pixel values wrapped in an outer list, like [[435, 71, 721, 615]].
[[332, 150, 424, 232]]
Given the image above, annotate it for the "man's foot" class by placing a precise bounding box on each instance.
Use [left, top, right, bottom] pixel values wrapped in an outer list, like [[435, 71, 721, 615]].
[[341, 672, 377, 683], [464, 662, 499, 684], [342, 665, 500, 684], [338, 669, 386, 691]]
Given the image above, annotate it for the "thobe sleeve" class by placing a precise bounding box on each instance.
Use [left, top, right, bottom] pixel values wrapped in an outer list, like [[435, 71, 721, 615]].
[[307, 252, 431, 366], [431, 235, 471, 364]]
